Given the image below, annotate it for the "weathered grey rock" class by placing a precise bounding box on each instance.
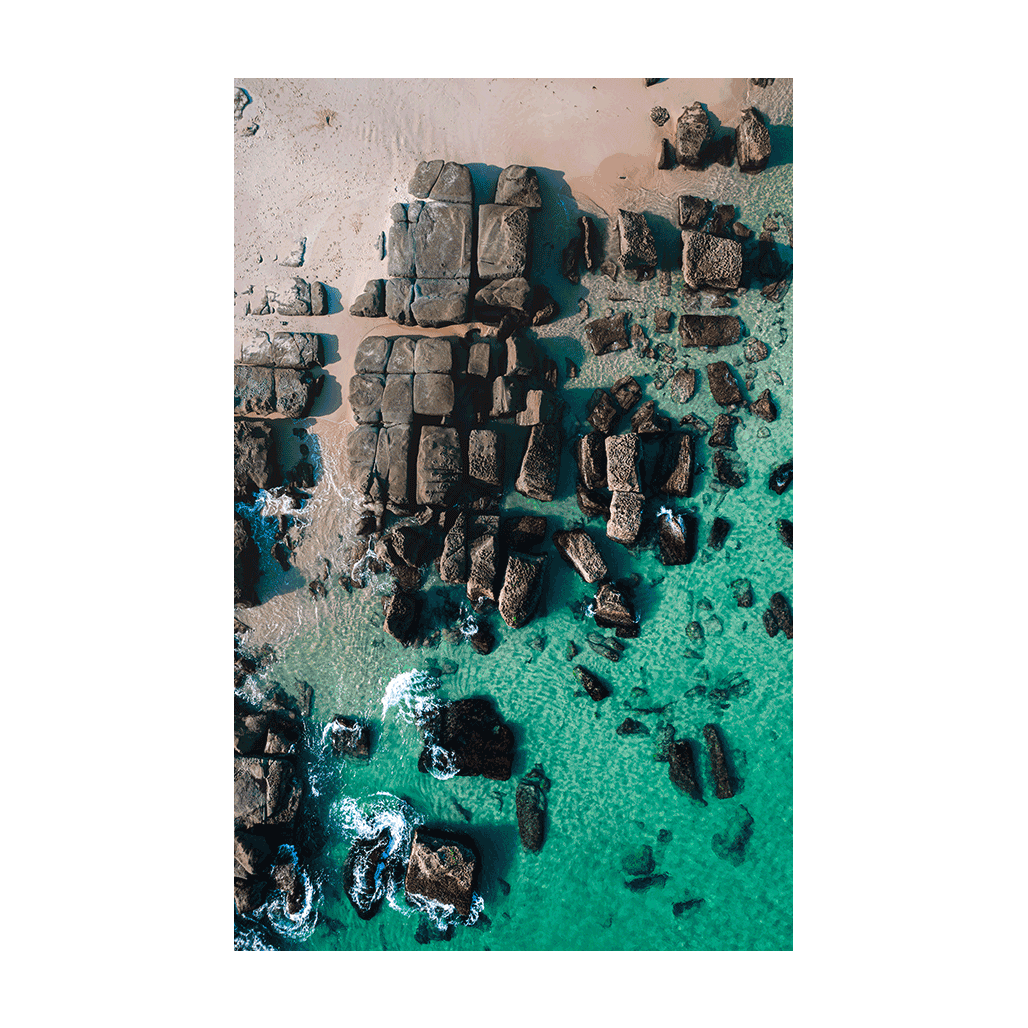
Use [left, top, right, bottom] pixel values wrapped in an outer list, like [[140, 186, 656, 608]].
[[607, 491, 644, 546], [651, 105, 670, 126], [385, 278, 415, 324], [675, 102, 712, 168], [308, 280, 326, 315], [736, 107, 772, 173], [498, 553, 547, 628], [749, 388, 777, 422], [670, 368, 698, 403], [413, 203, 472, 279], [240, 330, 320, 368], [575, 432, 608, 491], [703, 724, 735, 798], [412, 279, 469, 327], [587, 390, 620, 432], [275, 369, 315, 418], [354, 336, 393, 374], [490, 375, 525, 417], [655, 433, 694, 497], [576, 483, 610, 520], [585, 313, 630, 356], [404, 829, 476, 919], [413, 372, 455, 416], [516, 766, 548, 852], [475, 277, 532, 315], [347, 426, 381, 493], [380, 374, 414, 424], [706, 362, 744, 407], [631, 400, 671, 435], [477, 204, 531, 280], [349, 374, 385, 424], [234, 757, 302, 829], [495, 165, 542, 208], [506, 335, 537, 377], [409, 160, 445, 197], [263, 277, 313, 316], [516, 389, 561, 426], [429, 161, 473, 203], [605, 433, 640, 492], [617, 209, 657, 269], [388, 214, 416, 277], [553, 528, 608, 583], [681, 230, 743, 290], [416, 426, 463, 506], [374, 425, 413, 509], [468, 429, 503, 489], [414, 337, 453, 374], [611, 376, 642, 412], [235, 365, 275, 416], [592, 582, 637, 629], [678, 315, 742, 348], [235, 419, 276, 500], [516, 422, 562, 502], [467, 532, 498, 606], [386, 336, 417, 374], [438, 511, 469, 584], [467, 341, 492, 378], [678, 194, 713, 230]]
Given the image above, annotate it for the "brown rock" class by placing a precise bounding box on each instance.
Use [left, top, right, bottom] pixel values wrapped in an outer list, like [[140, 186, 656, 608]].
[[404, 829, 477, 920], [585, 313, 630, 356], [703, 724, 735, 798], [749, 389, 778, 422], [574, 665, 610, 701], [670, 368, 697, 403], [705, 362, 744, 407], [679, 315, 741, 349], [553, 528, 609, 584]]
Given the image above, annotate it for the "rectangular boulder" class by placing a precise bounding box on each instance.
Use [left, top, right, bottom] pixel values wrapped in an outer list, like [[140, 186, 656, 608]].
[[380, 374, 414, 424], [477, 204, 531, 280], [235, 365, 274, 416], [240, 330, 319, 368], [681, 230, 743, 290], [234, 418, 277, 500], [411, 279, 469, 327], [515, 422, 562, 502], [354, 336, 393, 375], [386, 336, 417, 374], [413, 203, 472, 279], [413, 372, 455, 417], [274, 368, 315, 418], [387, 219, 416, 278], [414, 337, 454, 374], [553, 528, 608, 583], [374, 425, 414, 509], [468, 429, 504, 489], [386, 278, 415, 325], [416, 426, 463, 507], [655, 433, 693, 497], [607, 491, 644, 546], [349, 374, 385, 424], [498, 553, 547, 629], [678, 315, 741, 348], [605, 433, 641, 492], [347, 425, 380, 495]]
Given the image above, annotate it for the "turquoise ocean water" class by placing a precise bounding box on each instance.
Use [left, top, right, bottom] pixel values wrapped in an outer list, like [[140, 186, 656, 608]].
[[235, 86, 792, 952]]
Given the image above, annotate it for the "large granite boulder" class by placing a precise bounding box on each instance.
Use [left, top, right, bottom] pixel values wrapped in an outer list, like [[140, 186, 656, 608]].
[[516, 766, 549, 853], [234, 419, 277, 500], [585, 314, 630, 356], [346, 425, 380, 495], [418, 697, 515, 781], [678, 194, 713, 230], [355, 336, 393, 375], [412, 279, 469, 327], [553, 528, 608, 583], [736, 107, 772, 172], [617, 209, 657, 270], [387, 337, 417, 374], [350, 280, 385, 317], [706, 362, 744, 407], [678, 315, 742, 348], [515, 422, 562, 502], [605, 433, 641, 492], [681, 231, 743, 290], [274, 368, 316, 418], [495, 165, 542, 208], [498, 553, 547, 628], [575, 432, 608, 491], [235, 365, 274, 416], [234, 757, 303, 830], [506, 335, 537, 377], [388, 205, 417, 278], [240, 330, 320, 368], [574, 666, 611, 701], [416, 160, 473, 203], [630, 400, 671, 435], [675, 102, 712, 168], [234, 830, 273, 879], [404, 829, 477, 919], [501, 515, 547, 552], [468, 429, 504, 490], [409, 160, 444, 197], [416, 426, 463, 507], [516, 389, 561, 427], [607, 491, 644, 547], [261, 277, 314, 316], [467, 340, 493, 378], [380, 374, 414, 424], [611, 376, 642, 412], [349, 374, 385, 424], [374, 425, 413, 510], [385, 278, 415, 325], [413, 372, 455, 416], [749, 389, 778, 422], [478, 204, 531, 280]]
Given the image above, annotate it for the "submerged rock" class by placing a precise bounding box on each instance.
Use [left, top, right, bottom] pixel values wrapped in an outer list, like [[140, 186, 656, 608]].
[[744, 338, 770, 363], [703, 724, 735, 799], [342, 828, 394, 920], [768, 591, 793, 639], [657, 511, 697, 566], [668, 739, 703, 801], [553, 528, 609, 584], [777, 518, 793, 550], [574, 665, 611, 701], [621, 845, 655, 877], [730, 578, 753, 608], [749, 389, 778, 422], [404, 829, 477, 920], [712, 450, 745, 488], [708, 414, 736, 449], [707, 516, 731, 551], [515, 765, 549, 852], [670, 368, 698, 404], [585, 313, 630, 356], [383, 591, 419, 645], [769, 458, 793, 495], [498, 553, 547, 629], [712, 807, 755, 866], [418, 697, 515, 781], [617, 718, 650, 737], [705, 362, 744, 407]]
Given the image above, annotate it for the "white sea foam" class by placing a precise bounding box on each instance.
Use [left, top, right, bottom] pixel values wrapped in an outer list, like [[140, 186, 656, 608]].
[[457, 607, 479, 637], [425, 744, 459, 780], [380, 668, 441, 724]]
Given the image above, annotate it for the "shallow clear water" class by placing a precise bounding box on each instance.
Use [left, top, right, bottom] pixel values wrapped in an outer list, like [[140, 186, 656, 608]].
[[235, 86, 792, 952]]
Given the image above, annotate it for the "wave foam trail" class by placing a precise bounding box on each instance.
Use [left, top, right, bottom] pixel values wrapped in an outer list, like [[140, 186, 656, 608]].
[[457, 606, 479, 637], [425, 744, 459, 780], [381, 669, 441, 724]]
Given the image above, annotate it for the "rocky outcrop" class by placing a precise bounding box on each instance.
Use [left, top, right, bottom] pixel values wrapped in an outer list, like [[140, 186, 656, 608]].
[[350, 280, 385, 317], [607, 490, 644, 547], [769, 458, 793, 495], [342, 828, 394, 920], [575, 432, 608, 491], [657, 511, 696, 565], [749, 389, 777, 422], [498, 553, 547, 628], [675, 102, 712, 168], [669, 739, 703, 801], [417, 697, 515, 781], [670, 368, 698, 403], [587, 389, 620, 432], [240, 331, 320, 368], [502, 515, 547, 553], [515, 765, 549, 852], [347, 425, 380, 496], [234, 756, 303, 830], [703, 724, 734, 799], [251, 277, 325, 316], [654, 433, 694, 497], [681, 231, 743, 291], [495, 165, 543, 208], [611, 375, 642, 412], [515, 422, 561, 502], [585, 313, 630, 356], [553, 528, 609, 583], [678, 315, 741, 349], [712, 450, 745, 488], [328, 716, 372, 758], [416, 427, 463, 507], [474, 277, 532, 317], [592, 582, 636, 631], [234, 419, 277, 500], [349, 374, 385, 424], [605, 433, 640, 492], [576, 483, 610, 520], [383, 591, 419, 644], [678, 194, 713, 230], [404, 829, 477, 919], [631, 401, 671, 435], [617, 209, 657, 271], [736, 107, 772, 172], [706, 362, 744, 407], [235, 365, 275, 416], [478, 204, 531, 280]]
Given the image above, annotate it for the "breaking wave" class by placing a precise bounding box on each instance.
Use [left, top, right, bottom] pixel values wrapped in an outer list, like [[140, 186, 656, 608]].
[[381, 668, 441, 724]]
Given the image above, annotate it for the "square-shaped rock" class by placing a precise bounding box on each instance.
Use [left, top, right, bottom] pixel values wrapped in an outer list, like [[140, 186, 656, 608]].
[[354, 336, 393, 375], [381, 375, 414, 424], [477, 204, 531, 280], [414, 337, 454, 374], [413, 373, 455, 416], [235, 365, 274, 416], [413, 203, 472, 279]]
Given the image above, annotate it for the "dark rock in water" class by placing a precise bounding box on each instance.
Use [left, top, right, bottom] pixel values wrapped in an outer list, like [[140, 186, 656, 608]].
[[234, 757, 302, 830], [587, 389, 620, 433], [495, 164, 543, 208], [350, 279, 385, 317], [498, 553, 547, 629], [234, 514, 260, 608], [574, 665, 611, 701], [730, 578, 753, 608], [502, 515, 547, 553], [657, 137, 675, 170], [611, 375, 643, 412], [703, 724, 734, 799], [605, 433, 640, 492], [668, 739, 703, 801], [560, 233, 582, 284], [651, 105, 670, 126], [553, 528, 609, 584], [654, 433, 694, 497], [678, 194, 713, 230], [418, 697, 515, 781], [733, 221, 752, 239], [617, 718, 650, 737], [416, 426, 463, 507], [708, 517, 730, 551], [515, 388, 562, 427], [586, 313, 630, 356], [328, 716, 372, 758], [744, 338, 769, 363], [621, 845, 656, 877], [762, 609, 780, 638], [469, 621, 496, 655], [681, 230, 743, 291], [531, 284, 559, 325], [234, 831, 272, 879], [749, 388, 777, 422], [586, 633, 621, 663], [580, 215, 599, 271], [709, 294, 732, 309], [708, 413, 736, 449], [777, 518, 793, 550], [675, 101, 712, 168], [607, 490, 644, 547], [342, 828, 393, 920], [655, 308, 672, 333], [708, 204, 736, 237], [626, 873, 669, 893], [576, 482, 611, 520], [670, 368, 697, 404], [736, 107, 772, 172], [658, 511, 696, 566], [415, 918, 454, 945], [769, 459, 793, 495], [769, 591, 793, 639], [515, 422, 562, 502], [383, 591, 419, 645], [592, 582, 637, 631], [234, 877, 267, 915], [404, 828, 477, 919], [516, 765, 549, 852], [673, 898, 705, 916], [575, 432, 608, 491], [705, 361, 744, 406], [631, 401, 671, 435], [617, 209, 658, 270], [678, 314, 741, 349], [712, 450, 745, 488], [712, 807, 755, 866]]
